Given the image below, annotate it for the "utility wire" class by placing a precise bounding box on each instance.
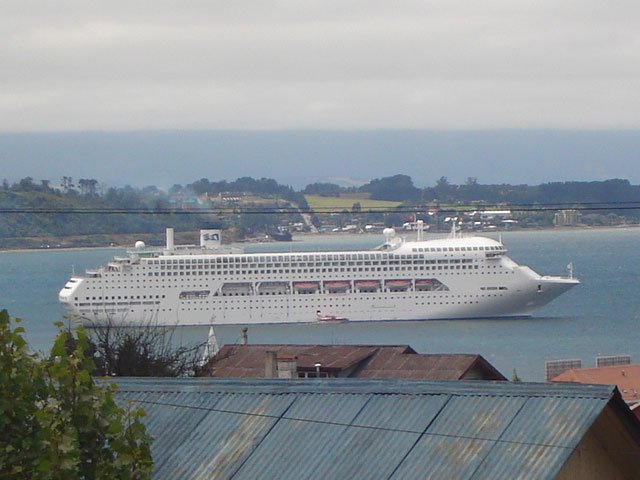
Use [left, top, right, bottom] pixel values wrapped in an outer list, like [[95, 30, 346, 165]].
[[3, 202, 640, 215], [123, 396, 639, 456]]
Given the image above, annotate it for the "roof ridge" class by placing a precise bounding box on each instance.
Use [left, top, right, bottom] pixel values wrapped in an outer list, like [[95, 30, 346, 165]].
[[111, 378, 617, 399]]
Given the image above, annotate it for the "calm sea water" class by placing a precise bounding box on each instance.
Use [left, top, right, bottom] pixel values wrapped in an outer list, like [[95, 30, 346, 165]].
[[1, 228, 638, 381]]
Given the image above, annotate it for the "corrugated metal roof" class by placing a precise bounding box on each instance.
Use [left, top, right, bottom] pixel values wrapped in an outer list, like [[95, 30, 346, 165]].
[[119, 389, 294, 479], [113, 378, 639, 480]]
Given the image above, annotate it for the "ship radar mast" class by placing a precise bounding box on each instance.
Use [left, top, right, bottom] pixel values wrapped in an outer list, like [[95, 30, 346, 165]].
[[166, 227, 175, 251], [449, 218, 460, 239], [416, 220, 425, 241], [567, 262, 574, 279]]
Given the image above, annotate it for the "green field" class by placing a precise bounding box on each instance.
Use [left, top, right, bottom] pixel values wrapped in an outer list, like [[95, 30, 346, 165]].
[[304, 194, 402, 210]]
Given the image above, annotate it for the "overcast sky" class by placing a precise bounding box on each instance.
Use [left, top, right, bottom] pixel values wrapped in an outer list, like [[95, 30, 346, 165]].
[[2, 1, 640, 132]]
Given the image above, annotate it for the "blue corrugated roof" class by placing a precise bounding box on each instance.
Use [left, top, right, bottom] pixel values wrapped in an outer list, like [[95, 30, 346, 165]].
[[112, 378, 633, 480]]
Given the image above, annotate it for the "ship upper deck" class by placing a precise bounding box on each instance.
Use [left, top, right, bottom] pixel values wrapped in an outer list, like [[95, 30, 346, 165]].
[[393, 236, 505, 254]]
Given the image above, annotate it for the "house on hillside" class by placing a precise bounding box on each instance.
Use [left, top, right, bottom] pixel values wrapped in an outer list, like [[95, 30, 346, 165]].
[[200, 344, 506, 381], [114, 378, 640, 479], [552, 364, 640, 419]]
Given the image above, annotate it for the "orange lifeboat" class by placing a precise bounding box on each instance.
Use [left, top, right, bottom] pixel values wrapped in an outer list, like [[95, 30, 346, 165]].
[[385, 279, 411, 291], [293, 282, 320, 293], [324, 280, 351, 292]]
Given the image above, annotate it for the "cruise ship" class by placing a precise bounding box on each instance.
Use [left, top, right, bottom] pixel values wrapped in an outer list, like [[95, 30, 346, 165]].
[[59, 225, 579, 326]]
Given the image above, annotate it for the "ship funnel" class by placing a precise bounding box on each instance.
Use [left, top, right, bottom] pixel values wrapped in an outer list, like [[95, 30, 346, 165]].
[[200, 229, 222, 249], [166, 228, 174, 250]]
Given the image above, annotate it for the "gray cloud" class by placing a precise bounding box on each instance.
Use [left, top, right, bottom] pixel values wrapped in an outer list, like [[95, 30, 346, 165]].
[[1, 1, 639, 131]]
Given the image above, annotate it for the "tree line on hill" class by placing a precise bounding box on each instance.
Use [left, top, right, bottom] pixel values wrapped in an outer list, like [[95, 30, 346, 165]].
[[1, 174, 639, 246], [0, 177, 204, 247], [304, 174, 640, 207], [9, 174, 640, 206], [186, 176, 309, 209]]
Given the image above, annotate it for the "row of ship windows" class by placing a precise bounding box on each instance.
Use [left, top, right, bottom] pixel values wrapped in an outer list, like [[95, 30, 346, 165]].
[[94, 265, 515, 289], [79, 292, 506, 314], [79, 297, 495, 315], [178, 296, 504, 311], [77, 301, 161, 307], [88, 274, 511, 294], [77, 290, 508, 305], [138, 258, 477, 270], [145, 265, 480, 276], [76, 294, 166, 301], [107, 262, 513, 279], [177, 297, 503, 311], [155, 257, 474, 270], [181, 292, 506, 303], [143, 252, 489, 265]]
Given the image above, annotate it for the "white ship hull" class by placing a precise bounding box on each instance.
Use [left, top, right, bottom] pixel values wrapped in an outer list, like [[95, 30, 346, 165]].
[[59, 228, 579, 327]]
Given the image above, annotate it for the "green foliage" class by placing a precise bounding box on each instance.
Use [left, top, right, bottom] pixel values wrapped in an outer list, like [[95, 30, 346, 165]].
[[0, 310, 47, 477], [186, 176, 308, 207], [359, 174, 421, 201], [302, 182, 343, 197], [0, 179, 204, 244], [0, 175, 313, 245], [0, 310, 153, 479], [91, 321, 203, 377]]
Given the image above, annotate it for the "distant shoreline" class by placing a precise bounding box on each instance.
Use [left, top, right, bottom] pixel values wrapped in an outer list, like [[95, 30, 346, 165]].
[[0, 245, 123, 254], [2, 224, 638, 254]]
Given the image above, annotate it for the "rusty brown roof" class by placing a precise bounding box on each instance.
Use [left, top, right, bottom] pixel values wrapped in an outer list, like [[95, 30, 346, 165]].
[[203, 344, 506, 381], [552, 364, 640, 403], [207, 344, 380, 377], [356, 348, 504, 380]]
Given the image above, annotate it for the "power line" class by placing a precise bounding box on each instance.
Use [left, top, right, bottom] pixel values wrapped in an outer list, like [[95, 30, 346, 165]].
[[3, 202, 640, 215], [127, 396, 570, 449], [121, 395, 640, 457]]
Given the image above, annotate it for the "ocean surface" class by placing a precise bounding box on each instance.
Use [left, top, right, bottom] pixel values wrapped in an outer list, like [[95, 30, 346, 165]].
[[1, 228, 638, 381]]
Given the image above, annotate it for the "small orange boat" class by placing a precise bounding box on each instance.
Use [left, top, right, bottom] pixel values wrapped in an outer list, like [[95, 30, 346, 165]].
[[316, 311, 348, 323]]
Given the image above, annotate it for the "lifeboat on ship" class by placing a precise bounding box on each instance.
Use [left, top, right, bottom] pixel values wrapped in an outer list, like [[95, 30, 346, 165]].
[[415, 279, 434, 291], [323, 280, 351, 293], [385, 279, 411, 291], [293, 281, 320, 293], [257, 281, 290, 295], [354, 280, 380, 292], [220, 283, 253, 296]]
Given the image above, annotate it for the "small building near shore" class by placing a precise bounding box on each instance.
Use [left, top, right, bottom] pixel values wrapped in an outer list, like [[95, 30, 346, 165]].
[[551, 363, 640, 420], [554, 209, 581, 226], [200, 344, 507, 381], [114, 378, 640, 479]]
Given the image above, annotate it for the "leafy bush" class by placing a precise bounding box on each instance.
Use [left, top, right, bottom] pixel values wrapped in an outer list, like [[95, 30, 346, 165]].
[[0, 310, 153, 479]]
